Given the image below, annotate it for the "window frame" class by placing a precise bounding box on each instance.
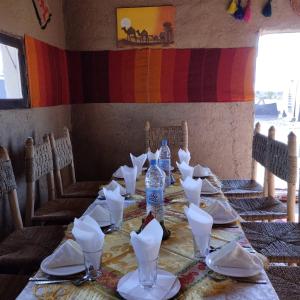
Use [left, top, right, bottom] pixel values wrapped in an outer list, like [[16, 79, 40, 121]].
[[0, 32, 28, 109]]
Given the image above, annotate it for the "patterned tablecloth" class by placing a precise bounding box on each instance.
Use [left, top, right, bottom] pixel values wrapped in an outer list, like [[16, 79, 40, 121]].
[[17, 173, 279, 300]]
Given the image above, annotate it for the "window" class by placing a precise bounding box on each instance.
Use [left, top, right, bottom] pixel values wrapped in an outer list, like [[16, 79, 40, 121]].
[[0, 32, 28, 109]]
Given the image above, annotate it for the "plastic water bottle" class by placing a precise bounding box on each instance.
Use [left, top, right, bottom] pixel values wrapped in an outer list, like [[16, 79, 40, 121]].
[[159, 139, 171, 187], [145, 159, 165, 222]]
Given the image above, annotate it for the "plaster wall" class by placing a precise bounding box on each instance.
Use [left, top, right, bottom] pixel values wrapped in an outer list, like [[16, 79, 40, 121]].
[[0, 0, 69, 238], [64, 0, 300, 181]]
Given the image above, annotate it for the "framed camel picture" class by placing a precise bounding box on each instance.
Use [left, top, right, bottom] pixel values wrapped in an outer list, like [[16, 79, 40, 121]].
[[116, 6, 175, 48]]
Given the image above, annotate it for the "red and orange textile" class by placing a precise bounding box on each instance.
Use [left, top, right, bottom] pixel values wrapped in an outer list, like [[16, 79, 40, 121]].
[[25, 35, 256, 107], [25, 35, 70, 107]]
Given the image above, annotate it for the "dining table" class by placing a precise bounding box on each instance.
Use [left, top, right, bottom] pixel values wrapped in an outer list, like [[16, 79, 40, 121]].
[[17, 171, 279, 300]]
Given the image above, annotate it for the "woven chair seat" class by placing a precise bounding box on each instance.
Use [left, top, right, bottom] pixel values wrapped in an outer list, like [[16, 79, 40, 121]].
[[221, 179, 263, 199], [0, 274, 29, 300], [241, 222, 300, 263], [229, 197, 287, 221], [33, 197, 93, 224], [267, 266, 300, 300], [0, 225, 65, 274], [62, 180, 101, 198]]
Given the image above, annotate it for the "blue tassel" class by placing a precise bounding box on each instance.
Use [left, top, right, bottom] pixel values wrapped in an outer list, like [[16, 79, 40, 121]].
[[262, 0, 272, 17], [234, 0, 244, 20]]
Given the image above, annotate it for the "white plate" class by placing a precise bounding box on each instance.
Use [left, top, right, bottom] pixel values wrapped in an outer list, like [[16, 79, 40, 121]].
[[41, 256, 85, 276], [205, 254, 263, 277], [117, 269, 180, 300]]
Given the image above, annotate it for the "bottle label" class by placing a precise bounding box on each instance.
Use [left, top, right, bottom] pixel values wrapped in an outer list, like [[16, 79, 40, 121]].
[[146, 188, 164, 206], [158, 159, 170, 172]]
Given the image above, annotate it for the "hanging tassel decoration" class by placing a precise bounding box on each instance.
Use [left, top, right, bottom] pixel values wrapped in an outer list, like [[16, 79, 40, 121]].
[[234, 0, 245, 20], [262, 0, 272, 17], [227, 0, 238, 14], [243, 0, 252, 22]]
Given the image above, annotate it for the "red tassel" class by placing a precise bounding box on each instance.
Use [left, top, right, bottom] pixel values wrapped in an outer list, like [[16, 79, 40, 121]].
[[244, 0, 252, 22]]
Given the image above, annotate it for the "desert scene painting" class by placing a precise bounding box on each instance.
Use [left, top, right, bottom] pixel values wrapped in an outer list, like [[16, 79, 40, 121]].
[[116, 6, 175, 48]]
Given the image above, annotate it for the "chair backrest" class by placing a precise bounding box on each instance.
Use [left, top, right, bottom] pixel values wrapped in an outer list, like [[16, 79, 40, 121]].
[[266, 127, 297, 221], [145, 121, 188, 164], [25, 135, 55, 225], [49, 127, 76, 197], [0, 147, 23, 230]]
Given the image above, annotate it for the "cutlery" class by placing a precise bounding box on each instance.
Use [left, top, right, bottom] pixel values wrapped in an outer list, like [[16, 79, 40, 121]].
[[234, 279, 267, 284], [29, 276, 89, 286]]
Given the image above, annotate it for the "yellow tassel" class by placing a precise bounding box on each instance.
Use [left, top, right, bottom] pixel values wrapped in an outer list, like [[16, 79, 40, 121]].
[[227, 0, 238, 14]]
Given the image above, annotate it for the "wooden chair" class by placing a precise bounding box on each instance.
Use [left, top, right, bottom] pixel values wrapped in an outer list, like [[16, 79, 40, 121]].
[[49, 127, 100, 198], [221, 122, 265, 199], [241, 131, 299, 263], [25, 136, 93, 226], [145, 121, 188, 165], [229, 127, 295, 221], [0, 274, 29, 300], [0, 146, 65, 274]]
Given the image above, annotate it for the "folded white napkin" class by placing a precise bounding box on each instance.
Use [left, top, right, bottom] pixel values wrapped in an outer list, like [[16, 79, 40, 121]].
[[117, 269, 177, 300], [184, 203, 213, 256], [147, 150, 160, 163], [202, 179, 220, 194], [210, 241, 262, 271], [72, 216, 105, 252], [176, 161, 194, 180], [83, 204, 111, 226], [205, 200, 237, 222], [193, 164, 211, 177], [43, 239, 84, 269], [180, 176, 202, 206], [130, 153, 147, 176], [178, 148, 191, 165], [121, 165, 138, 195], [103, 186, 125, 227], [98, 180, 126, 197], [113, 167, 124, 178], [130, 219, 163, 262]]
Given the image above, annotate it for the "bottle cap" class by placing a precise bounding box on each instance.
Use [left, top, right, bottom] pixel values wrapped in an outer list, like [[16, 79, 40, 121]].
[[161, 139, 168, 146], [150, 159, 157, 166]]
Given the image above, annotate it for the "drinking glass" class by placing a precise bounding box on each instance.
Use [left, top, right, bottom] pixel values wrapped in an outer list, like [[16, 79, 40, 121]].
[[83, 249, 103, 280], [193, 235, 210, 260], [137, 257, 158, 288]]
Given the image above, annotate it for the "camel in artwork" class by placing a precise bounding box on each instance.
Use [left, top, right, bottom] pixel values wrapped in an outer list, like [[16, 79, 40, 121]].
[[136, 29, 149, 43], [121, 27, 137, 42]]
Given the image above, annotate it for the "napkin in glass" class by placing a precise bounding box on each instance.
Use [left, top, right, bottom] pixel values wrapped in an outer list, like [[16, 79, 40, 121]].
[[209, 241, 262, 271], [202, 179, 220, 194], [176, 161, 194, 180], [178, 148, 191, 165], [193, 164, 211, 177], [43, 239, 84, 269], [180, 176, 202, 206], [72, 215, 105, 267], [130, 219, 163, 263], [184, 203, 213, 256], [103, 185, 125, 227], [147, 150, 160, 163], [130, 153, 147, 176], [98, 180, 126, 197], [205, 199, 237, 222], [121, 165, 138, 195]]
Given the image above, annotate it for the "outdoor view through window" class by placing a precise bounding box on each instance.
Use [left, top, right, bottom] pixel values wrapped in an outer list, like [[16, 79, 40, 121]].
[[0, 43, 23, 99], [255, 33, 300, 190]]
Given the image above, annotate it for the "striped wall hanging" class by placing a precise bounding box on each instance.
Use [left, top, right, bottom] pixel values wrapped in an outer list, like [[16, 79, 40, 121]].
[[25, 35, 256, 107]]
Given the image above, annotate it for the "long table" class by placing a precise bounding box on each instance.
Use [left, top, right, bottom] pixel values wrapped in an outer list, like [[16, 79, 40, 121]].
[[17, 173, 279, 299]]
